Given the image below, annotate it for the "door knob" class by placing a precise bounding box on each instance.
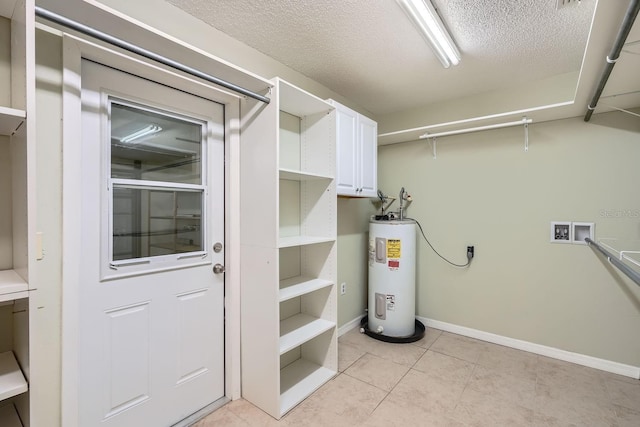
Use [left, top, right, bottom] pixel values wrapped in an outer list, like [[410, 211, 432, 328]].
[[213, 263, 225, 274]]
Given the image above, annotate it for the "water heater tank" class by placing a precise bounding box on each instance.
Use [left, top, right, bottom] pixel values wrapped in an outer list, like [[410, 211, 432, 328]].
[[368, 219, 416, 337]]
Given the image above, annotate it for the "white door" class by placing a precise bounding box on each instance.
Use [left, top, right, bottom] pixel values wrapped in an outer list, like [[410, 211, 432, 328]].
[[78, 59, 225, 426], [358, 114, 378, 198], [335, 103, 359, 196]]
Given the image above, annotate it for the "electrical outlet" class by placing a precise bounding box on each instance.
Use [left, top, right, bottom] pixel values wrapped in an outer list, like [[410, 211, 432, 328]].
[[340, 282, 346, 295], [467, 246, 474, 259]]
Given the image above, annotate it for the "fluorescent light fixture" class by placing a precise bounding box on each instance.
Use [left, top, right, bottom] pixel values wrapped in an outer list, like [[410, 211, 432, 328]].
[[120, 124, 163, 143], [397, 0, 461, 68]]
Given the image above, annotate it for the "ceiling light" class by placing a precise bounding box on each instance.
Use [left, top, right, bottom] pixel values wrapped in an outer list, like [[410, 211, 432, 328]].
[[397, 0, 461, 68], [120, 124, 163, 143]]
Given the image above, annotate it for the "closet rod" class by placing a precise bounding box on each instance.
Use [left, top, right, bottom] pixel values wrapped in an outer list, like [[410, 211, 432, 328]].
[[585, 238, 640, 287], [584, 0, 640, 122], [34, 6, 271, 105], [420, 117, 532, 139]]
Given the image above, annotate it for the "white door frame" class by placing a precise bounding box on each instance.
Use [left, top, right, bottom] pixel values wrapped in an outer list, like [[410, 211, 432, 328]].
[[60, 32, 242, 427]]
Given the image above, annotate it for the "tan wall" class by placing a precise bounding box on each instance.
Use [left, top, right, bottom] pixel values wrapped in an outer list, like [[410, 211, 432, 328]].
[[377, 111, 640, 366], [336, 197, 376, 327]]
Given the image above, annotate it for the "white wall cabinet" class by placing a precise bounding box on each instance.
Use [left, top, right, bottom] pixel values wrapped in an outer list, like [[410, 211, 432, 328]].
[[240, 78, 337, 419], [328, 100, 377, 198], [0, 0, 34, 425]]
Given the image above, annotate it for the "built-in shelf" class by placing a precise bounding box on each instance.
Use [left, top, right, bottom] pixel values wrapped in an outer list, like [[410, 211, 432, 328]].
[[0, 107, 26, 137], [279, 277, 333, 302], [279, 168, 333, 182], [279, 314, 335, 355], [624, 252, 640, 268], [278, 236, 335, 249], [280, 359, 335, 415], [241, 77, 336, 419], [598, 238, 640, 268], [0, 351, 28, 401], [278, 80, 334, 117], [0, 270, 28, 303], [0, 403, 22, 427]]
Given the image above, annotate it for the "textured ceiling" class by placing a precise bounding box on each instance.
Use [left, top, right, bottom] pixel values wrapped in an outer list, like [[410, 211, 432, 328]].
[[166, 0, 596, 116]]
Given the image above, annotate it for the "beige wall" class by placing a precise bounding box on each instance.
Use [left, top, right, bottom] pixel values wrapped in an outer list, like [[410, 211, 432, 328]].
[[377, 111, 640, 366], [377, 71, 579, 135], [337, 197, 376, 327]]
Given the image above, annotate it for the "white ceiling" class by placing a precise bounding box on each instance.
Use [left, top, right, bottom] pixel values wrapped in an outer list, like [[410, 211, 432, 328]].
[[166, 0, 601, 117]]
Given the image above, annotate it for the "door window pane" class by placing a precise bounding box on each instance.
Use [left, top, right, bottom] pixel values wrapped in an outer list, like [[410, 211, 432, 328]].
[[113, 187, 203, 261], [110, 101, 203, 185]]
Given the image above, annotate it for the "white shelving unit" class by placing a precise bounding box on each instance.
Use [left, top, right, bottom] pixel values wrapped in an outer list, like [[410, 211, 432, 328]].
[[0, 352, 28, 401], [0, 271, 28, 304], [0, 107, 26, 136], [241, 78, 337, 419], [1, 1, 34, 425]]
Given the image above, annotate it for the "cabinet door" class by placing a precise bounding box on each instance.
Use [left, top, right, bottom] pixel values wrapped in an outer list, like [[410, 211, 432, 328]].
[[358, 115, 377, 198], [334, 104, 359, 196]]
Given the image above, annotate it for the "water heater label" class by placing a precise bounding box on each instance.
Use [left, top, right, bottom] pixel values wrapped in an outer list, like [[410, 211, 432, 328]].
[[388, 260, 400, 269], [387, 239, 401, 258], [386, 294, 395, 311]]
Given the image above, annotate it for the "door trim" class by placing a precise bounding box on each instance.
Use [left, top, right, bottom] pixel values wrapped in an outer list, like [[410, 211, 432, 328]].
[[61, 32, 241, 427]]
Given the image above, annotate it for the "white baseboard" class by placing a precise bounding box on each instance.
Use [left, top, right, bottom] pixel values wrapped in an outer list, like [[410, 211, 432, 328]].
[[338, 314, 365, 337], [418, 316, 640, 379]]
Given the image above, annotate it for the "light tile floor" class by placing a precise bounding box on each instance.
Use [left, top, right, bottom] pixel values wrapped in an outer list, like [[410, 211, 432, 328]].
[[195, 327, 640, 426]]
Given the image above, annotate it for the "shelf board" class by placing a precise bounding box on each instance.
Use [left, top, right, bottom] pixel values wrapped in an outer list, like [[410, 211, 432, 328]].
[[279, 168, 333, 182], [277, 79, 334, 118], [0, 403, 22, 427], [278, 236, 335, 248], [280, 314, 335, 355], [0, 107, 26, 137], [0, 270, 28, 303], [623, 252, 640, 268], [279, 277, 333, 302], [280, 359, 335, 416], [0, 351, 28, 401], [598, 238, 640, 268]]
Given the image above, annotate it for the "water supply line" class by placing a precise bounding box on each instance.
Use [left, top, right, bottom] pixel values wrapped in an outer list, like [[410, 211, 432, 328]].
[[584, 0, 640, 121], [398, 187, 412, 220], [376, 190, 396, 217]]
